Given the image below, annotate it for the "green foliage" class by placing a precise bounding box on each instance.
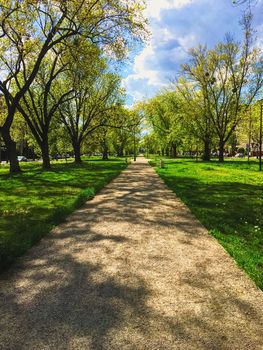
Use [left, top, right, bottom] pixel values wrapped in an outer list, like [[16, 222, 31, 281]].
[[0, 0, 148, 173], [0, 158, 127, 271], [179, 15, 262, 161], [141, 91, 185, 156], [151, 158, 263, 289], [143, 15, 262, 162]]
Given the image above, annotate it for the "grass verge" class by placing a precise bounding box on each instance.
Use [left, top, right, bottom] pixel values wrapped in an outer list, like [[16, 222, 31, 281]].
[[150, 157, 263, 290], [0, 158, 127, 271]]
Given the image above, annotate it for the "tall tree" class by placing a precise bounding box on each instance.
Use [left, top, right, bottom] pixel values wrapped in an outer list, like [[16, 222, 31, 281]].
[[181, 14, 262, 161], [17, 49, 74, 169], [142, 92, 183, 157], [176, 77, 215, 161], [0, 0, 147, 173], [111, 108, 142, 157], [59, 59, 123, 163]]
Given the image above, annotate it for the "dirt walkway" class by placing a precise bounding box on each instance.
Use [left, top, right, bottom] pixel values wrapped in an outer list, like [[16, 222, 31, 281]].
[[1, 157, 263, 350]]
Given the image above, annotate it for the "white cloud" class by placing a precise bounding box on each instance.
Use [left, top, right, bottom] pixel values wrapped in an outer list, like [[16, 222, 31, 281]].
[[122, 43, 167, 102], [123, 0, 263, 105], [123, 0, 200, 103], [144, 0, 195, 19], [177, 33, 198, 50], [132, 46, 163, 85]]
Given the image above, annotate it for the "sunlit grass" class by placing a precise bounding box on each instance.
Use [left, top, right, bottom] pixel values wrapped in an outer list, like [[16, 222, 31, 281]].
[[0, 158, 127, 271], [150, 157, 263, 290]]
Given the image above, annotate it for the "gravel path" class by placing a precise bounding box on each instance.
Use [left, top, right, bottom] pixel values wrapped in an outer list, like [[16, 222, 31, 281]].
[[1, 157, 263, 350]]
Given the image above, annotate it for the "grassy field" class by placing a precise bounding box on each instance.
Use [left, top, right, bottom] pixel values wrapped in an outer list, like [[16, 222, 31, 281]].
[[0, 158, 127, 271], [150, 157, 263, 290]]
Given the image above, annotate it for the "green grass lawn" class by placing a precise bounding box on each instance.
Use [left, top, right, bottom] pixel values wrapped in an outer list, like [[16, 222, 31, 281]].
[[0, 158, 127, 271], [150, 157, 263, 290]]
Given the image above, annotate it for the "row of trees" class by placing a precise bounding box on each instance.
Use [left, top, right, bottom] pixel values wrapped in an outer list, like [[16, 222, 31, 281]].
[[0, 0, 147, 173], [141, 14, 263, 162]]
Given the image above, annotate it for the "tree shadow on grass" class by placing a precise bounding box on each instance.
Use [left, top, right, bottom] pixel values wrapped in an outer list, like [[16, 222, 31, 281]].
[[159, 173, 263, 235], [1, 161, 263, 348], [0, 161, 126, 271], [158, 172, 263, 289]]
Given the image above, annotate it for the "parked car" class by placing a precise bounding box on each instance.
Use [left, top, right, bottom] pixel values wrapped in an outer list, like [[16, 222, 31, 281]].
[[17, 156, 28, 162]]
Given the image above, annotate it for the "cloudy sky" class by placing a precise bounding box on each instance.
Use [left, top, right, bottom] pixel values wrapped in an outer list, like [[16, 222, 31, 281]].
[[122, 0, 263, 106]]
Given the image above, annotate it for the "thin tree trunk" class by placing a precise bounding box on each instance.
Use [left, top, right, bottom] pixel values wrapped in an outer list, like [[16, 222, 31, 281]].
[[171, 143, 177, 158], [102, 150, 109, 160], [219, 140, 225, 162], [202, 136, 211, 161], [1, 128, 21, 174], [117, 147, 124, 157], [102, 143, 109, 160]]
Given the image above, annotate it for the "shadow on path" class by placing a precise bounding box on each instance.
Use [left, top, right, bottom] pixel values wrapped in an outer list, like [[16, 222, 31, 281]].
[[1, 158, 263, 349]]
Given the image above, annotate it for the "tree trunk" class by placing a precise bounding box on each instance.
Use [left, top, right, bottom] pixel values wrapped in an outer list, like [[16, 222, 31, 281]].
[[102, 151, 108, 160], [73, 141, 82, 164], [1, 128, 21, 174], [202, 136, 211, 161], [219, 140, 225, 162], [0, 137, 2, 162], [102, 143, 109, 160], [171, 143, 177, 158], [117, 147, 124, 157], [40, 138, 51, 170]]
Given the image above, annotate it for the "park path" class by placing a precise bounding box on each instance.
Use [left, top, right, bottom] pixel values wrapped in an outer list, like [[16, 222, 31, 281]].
[[1, 157, 263, 350]]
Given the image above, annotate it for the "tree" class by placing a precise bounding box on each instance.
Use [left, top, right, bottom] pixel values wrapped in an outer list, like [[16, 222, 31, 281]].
[[176, 76, 215, 161], [49, 125, 73, 160], [17, 49, 74, 169], [181, 14, 262, 161], [98, 127, 111, 160], [141, 133, 159, 156], [59, 59, 123, 163], [142, 92, 184, 157], [237, 101, 263, 157], [108, 107, 139, 157], [232, 0, 257, 6], [0, 0, 148, 173]]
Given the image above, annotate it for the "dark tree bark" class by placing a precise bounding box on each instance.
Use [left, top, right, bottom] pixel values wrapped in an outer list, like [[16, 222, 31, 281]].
[[73, 141, 82, 164], [202, 136, 211, 161], [17, 106, 53, 170], [102, 140, 109, 160], [170, 143, 177, 158], [219, 140, 225, 162], [40, 137, 51, 170], [117, 147, 124, 157], [102, 149, 109, 160], [1, 128, 21, 174]]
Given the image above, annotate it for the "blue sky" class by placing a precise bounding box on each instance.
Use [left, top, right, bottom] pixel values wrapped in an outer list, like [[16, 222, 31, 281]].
[[122, 0, 263, 106]]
